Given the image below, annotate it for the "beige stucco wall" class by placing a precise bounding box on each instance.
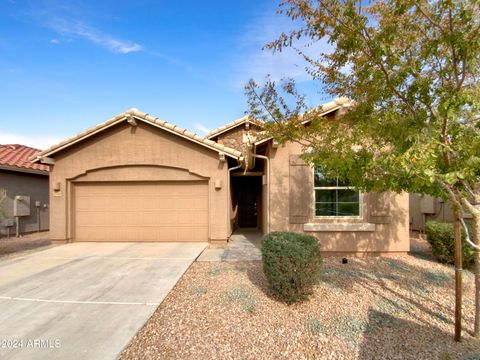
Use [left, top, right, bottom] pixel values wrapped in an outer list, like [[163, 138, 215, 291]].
[[268, 141, 410, 253], [261, 161, 268, 235], [0, 170, 49, 235], [48, 121, 231, 242]]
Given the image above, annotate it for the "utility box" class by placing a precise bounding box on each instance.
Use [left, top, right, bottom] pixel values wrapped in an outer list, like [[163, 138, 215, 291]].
[[420, 195, 436, 214], [14, 195, 31, 217]]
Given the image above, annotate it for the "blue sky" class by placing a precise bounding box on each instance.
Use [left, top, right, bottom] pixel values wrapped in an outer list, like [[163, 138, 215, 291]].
[[0, 0, 329, 149]]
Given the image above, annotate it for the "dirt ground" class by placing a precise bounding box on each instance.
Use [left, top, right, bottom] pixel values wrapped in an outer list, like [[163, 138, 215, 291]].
[[0, 231, 52, 259]]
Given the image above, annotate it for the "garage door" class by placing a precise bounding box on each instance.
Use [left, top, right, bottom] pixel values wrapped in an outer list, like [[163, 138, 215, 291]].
[[74, 181, 208, 242]]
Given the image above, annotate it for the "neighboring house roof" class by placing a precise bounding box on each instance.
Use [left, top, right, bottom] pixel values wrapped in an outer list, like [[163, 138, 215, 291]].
[[206, 116, 263, 139], [253, 97, 353, 146], [300, 97, 353, 122], [0, 144, 49, 174], [31, 108, 244, 164]]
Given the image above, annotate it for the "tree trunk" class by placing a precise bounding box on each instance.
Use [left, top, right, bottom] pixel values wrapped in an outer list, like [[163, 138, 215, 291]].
[[472, 207, 480, 338], [475, 251, 480, 338], [454, 212, 463, 342], [460, 199, 480, 338]]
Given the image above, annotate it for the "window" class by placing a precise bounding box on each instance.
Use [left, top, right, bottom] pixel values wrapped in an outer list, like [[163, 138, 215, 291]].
[[314, 167, 360, 217]]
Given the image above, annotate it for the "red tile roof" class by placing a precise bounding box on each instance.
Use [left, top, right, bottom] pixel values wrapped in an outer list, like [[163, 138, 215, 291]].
[[0, 144, 49, 172]]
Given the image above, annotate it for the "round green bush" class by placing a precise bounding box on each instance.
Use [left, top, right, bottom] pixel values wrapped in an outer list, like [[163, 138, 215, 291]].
[[262, 231, 322, 303], [425, 221, 475, 268]]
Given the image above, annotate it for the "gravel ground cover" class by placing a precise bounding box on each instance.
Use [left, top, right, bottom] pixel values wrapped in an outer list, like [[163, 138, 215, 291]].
[[0, 231, 52, 259], [121, 250, 480, 359]]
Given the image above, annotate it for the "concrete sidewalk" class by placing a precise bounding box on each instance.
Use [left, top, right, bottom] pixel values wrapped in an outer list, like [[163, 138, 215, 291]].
[[198, 231, 262, 261], [0, 242, 207, 360]]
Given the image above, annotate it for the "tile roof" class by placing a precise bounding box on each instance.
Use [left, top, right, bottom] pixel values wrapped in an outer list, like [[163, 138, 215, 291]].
[[31, 108, 244, 163], [307, 96, 353, 117], [206, 116, 264, 139], [207, 97, 351, 142], [253, 97, 353, 146], [0, 144, 49, 173]]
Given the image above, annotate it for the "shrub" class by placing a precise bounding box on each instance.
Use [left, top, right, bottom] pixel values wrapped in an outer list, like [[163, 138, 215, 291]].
[[262, 231, 322, 303], [425, 221, 474, 268], [306, 317, 324, 335], [224, 286, 258, 313]]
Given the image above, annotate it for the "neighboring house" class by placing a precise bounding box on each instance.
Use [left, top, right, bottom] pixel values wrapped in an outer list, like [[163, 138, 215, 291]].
[[0, 144, 49, 236], [31, 99, 409, 253], [409, 194, 466, 231]]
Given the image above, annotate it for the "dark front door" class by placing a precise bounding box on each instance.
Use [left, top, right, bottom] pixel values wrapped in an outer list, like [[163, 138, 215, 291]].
[[232, 176, 261, 228]]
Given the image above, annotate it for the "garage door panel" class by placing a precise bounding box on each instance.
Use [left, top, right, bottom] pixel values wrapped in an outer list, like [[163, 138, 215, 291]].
[[75, 182, 208, 242], [177, 210, 193, 224], [159, 199, 175, 209], [193, 211, 208, 226], [105, 197, 124, 209], [176, 227, 208, 241], [141, 212, 159, 226], [101, 215, 119, 227], [177, 210, 207, 225], [121, 212, 139, 227], [76, 212, 106, 227], [76, 197, 107, 211], [142, 198, 160, 210], [194, 198, 207, 210], [177, 199, 192, 210]]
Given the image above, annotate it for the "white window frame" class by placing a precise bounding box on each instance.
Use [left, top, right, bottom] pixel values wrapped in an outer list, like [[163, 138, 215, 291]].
[[313, 167, 362, 219]]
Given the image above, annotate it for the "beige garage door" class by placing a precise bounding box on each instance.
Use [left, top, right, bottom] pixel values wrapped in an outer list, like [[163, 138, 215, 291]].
[[74, 181, 208, 242]]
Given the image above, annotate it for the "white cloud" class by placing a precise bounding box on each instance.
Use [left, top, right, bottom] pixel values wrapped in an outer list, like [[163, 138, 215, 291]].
[[231, 8, 332, 88], [49, 38, 74, 45], [47, 18, 143, 54], [0, 131, 63, 150], [194, 123, 211, 135]]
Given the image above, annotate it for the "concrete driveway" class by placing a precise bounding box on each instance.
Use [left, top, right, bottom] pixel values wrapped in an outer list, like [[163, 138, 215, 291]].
[[0, 242, 207, 360]]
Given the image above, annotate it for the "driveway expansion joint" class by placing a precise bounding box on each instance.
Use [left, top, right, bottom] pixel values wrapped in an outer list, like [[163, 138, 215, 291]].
[[0, 295, 160, 306]]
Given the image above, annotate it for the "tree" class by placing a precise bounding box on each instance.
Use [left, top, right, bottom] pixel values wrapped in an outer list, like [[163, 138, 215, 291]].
[[246, 0, 480, 341]]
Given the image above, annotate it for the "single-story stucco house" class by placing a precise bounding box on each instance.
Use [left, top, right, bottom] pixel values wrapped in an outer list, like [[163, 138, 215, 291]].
[[31, 98, 409, 253], [0, 144, 50, 236]]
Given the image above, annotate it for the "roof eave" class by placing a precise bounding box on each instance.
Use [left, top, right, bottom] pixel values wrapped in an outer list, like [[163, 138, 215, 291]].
[[253, 104, 344, 146], [254, 137, 273, 147], [31, 116, 126, 162], [32, 112, 243, 163], [0, 164, 49, 176], [206, 116, 263, 140]]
